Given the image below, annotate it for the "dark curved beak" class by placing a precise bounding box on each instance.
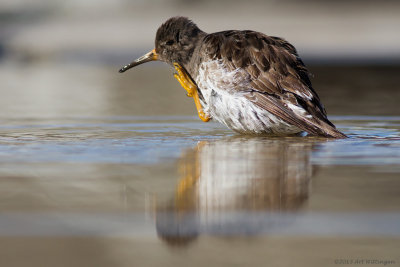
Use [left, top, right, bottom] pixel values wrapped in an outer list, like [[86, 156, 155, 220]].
[[119, 48, 158, 73]]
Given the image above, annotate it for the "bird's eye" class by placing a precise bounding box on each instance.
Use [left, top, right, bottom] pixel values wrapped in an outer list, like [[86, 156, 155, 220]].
[[165, 40, 174, 46]]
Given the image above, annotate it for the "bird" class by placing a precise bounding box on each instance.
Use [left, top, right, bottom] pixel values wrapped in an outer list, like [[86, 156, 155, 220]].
[[119, 16, 346, 138]]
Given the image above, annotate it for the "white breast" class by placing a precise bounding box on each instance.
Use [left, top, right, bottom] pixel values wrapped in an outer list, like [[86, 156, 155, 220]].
[[195, 59, 302, 135]]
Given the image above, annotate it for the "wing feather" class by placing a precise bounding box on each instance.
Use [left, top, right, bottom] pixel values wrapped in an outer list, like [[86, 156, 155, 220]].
[[200, 31, 346, 138]]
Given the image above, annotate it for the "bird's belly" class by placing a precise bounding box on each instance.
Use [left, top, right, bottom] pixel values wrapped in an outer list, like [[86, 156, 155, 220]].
[[195, 59, 301, 135], [204, 90, 301, 135]]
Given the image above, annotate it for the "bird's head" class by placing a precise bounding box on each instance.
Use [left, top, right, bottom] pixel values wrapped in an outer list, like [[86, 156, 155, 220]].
[[119, 17, 204, 73]]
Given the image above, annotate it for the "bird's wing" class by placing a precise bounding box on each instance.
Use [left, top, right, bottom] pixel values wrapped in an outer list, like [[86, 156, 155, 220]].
[[201, 31, 345, 138]]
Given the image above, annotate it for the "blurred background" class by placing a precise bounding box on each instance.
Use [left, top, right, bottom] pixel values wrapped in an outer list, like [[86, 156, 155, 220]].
[[1, 0, 400, 118], [1, 1, 400, 267]]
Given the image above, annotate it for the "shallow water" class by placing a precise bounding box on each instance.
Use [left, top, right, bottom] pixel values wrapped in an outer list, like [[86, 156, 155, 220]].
[[0, 116, 400, 266], [0, 64, 400, 266]]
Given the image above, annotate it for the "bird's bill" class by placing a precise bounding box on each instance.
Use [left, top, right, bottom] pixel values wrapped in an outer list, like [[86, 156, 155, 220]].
[[119, 49, 158, 73]]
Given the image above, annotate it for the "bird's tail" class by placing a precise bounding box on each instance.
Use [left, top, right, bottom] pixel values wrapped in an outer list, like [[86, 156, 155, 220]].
[[301, 117, 347, 138]]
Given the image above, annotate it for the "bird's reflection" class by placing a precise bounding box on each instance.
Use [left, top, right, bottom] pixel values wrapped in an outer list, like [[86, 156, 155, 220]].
[[156, 137, 314, 246]]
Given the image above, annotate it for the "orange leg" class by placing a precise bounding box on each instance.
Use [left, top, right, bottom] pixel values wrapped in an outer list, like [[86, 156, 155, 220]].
[[173, 63, 211, 122]]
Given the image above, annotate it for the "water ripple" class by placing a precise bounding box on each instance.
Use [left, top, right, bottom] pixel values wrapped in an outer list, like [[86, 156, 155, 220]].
[[0, 116, 398, 166]]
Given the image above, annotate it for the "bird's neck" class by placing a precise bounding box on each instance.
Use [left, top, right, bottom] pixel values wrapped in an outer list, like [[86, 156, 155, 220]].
[[182, 32, 207, 80]]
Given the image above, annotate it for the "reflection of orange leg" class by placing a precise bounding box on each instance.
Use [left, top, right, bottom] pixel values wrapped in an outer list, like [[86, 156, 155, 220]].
[[176, 172, 197, 197], [175, 148, 200, 212], [176, 141, 208, 199], [173, 63, 211, 122]]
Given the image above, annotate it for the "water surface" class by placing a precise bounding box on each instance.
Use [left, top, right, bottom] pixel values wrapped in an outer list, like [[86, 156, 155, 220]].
[[0, 64, 399, 266]]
